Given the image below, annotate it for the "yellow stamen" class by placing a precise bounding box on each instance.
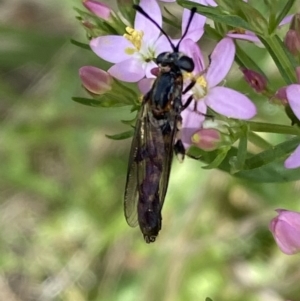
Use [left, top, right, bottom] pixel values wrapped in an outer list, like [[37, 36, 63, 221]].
[[123, 26, 144, 51], [196, 75, 207, 88]]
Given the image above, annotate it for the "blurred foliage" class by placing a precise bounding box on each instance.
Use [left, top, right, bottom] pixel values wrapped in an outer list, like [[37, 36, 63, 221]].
[[0, 0, 300, 301]]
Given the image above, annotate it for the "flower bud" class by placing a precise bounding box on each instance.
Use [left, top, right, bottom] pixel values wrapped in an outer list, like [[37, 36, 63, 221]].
[[274, 86, 288, 105], [241, 68, 267, 93], [269, 209, 300, 255], [284, 30, 300, 55], [83, 0, 111, 21], [79, 66, 112, 95], [191, 128, 228, 151]]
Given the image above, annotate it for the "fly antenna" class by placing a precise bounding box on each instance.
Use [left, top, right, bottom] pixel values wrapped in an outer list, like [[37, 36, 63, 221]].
[[133, 5, 176, 51], [175, 7, 197, 52]]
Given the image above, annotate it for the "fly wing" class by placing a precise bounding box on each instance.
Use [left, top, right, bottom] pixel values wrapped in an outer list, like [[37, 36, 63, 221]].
[[124, 105, 145, 227], [124, 101, 166, 228], [158, 113, 178, 208]]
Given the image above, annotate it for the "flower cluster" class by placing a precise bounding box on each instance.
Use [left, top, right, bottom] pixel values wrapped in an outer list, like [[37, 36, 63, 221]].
[[75, 0, 300, 254]]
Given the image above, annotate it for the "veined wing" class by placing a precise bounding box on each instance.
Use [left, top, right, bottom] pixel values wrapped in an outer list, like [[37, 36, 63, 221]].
[[124, 101, 167, 228], [158, 112, 179, 209], [124, 103, 147, 227]]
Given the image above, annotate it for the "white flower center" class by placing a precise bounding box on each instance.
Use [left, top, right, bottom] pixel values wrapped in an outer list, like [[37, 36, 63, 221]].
[[185, 73, 208, 99]]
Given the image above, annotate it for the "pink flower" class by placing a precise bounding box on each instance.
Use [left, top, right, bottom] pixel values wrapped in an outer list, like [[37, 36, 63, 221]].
[[284, 84, 300, 169], [269, 209, 300, 255], [180, 38, 256, 146], [83, 0, 111, 20], [90, 0, 174, 82], [90, 0, 206, 83]]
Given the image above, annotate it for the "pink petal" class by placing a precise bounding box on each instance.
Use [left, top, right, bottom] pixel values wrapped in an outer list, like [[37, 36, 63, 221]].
[[205, 87, 256, 119], [83, 0, 111, 20], [158, 0, 175, 2], [196, 0, 217, 6], [180, 39, 205, 74], [206, 38, 235, 88], [79, 66, 112, 94], [269, 210, 300, 255], [279, 14, 294, 27], [275, 209, 300, 228], [271, 220, 300, 254], [286, 84, 300, 120], [108, 58, 145, 82], [138, 78, 155, 94], [90, 36, 132, 63], [182, 8, 206, 42], [155, 34, 173, 55], [135, 0, 161, 41], [284, 145, 300, 169], [227, 32, 261, 43]]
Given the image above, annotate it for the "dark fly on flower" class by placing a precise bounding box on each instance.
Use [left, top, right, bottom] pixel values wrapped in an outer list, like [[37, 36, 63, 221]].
[[124, 5, 197, 243]]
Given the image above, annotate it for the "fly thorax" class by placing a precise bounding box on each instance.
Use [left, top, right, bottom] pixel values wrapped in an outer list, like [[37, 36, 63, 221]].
[[193, 75, 208, 99]]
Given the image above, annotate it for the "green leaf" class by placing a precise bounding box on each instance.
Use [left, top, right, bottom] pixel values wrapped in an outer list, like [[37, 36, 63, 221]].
[[72, 96, 130, 107], [235, 44, 265, 74], [106, 130, 134, 140], [189, 137, 300, 182], [121, 117, 137, 126], [235, 1, 269, 35], [232, 126, 248, 172], [259, 35, 297, 84], [202, 146, 231, 169], [70, 39, 91, 50], [269, 0, 295, 33], [178, 0, 254, 31]]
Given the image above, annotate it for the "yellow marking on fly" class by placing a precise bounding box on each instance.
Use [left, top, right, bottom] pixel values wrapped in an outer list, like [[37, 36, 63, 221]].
[[124, 27, 144, 51]]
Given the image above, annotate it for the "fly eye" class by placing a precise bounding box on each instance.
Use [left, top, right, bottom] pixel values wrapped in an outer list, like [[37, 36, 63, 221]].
[[156, 52, 168, 65], [178, 56, 194, 72]]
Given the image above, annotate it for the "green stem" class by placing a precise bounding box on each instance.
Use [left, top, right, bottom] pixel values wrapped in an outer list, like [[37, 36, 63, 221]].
[[247, 121, 300, 135]]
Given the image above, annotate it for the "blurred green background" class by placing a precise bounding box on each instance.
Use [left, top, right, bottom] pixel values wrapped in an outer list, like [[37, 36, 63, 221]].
[[1, 0, 300, 300]]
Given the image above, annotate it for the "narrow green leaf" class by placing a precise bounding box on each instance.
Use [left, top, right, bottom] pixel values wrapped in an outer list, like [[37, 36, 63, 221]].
[[235, 44, 265, 74], [234, 127, 248, 171], [72, 97, 130, 107], [202, 146, 230, 169], [270, 0, 295, 33], [243, 136, 300, 169], [248, 131, 273, 150], [106, 130, 134, 140], [121, 117, 137, 126], [259, 35, 297, 84], [70, 39, 91, 50], [236, 1, 269, 35]]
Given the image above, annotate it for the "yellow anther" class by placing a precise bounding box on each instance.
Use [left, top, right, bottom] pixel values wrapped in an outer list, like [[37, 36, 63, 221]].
[[123, 27, 144, 51], [196, 75, 207, 88], [183, 72, 194, 80]]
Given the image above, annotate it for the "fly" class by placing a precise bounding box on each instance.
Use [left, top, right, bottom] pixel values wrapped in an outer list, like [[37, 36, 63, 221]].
[[124, 5, 197, 243]]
